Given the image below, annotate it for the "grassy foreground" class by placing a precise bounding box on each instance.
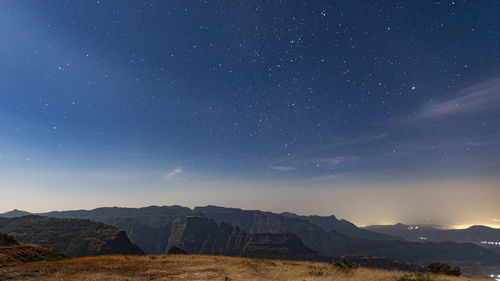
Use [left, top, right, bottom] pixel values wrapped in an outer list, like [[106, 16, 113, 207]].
[[0, 254, 490, 281]]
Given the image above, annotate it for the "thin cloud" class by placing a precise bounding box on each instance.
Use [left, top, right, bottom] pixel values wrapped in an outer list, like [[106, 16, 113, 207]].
[[418, 78, 500, 119], [315, 156, 360, 166], [270, 165, 295, 171], [166, 167, 183, 178]]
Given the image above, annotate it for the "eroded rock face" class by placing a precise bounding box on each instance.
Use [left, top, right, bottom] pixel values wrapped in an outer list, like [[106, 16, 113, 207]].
[[0, 216, 144, 257], [165, 216, 321, 260]]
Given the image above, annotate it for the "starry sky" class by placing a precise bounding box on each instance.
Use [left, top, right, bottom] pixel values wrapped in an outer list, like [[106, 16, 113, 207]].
[[1, 1, 499, 227]]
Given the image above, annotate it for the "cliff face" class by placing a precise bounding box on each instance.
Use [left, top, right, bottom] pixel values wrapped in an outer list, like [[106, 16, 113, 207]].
[[41, 206, 190, 255], [0, 216, 144, 257], [193, 206, 355, 255], [166, 216, 321, 260], [192, 206, 500, 265]]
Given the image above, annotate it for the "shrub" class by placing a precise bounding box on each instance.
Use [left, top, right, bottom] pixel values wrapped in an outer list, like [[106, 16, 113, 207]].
[[427, 262, 461, 276], [397, 273, 435, 281], [44, 252, 71, 261], [307, 265, 324, 276], [0, 233, 19, 246], [332, 258, 358, 273]]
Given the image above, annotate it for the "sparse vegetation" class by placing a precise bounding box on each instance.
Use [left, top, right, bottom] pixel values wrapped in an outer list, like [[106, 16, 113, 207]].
[[43, 252, 71, 261], [427, 262, 461, 276], [308, 265, 325, 276], [0, 233, 18, 246], [332, 258, 359, 273], [0, 254, 486, 281], [397, 273, 435, 281]]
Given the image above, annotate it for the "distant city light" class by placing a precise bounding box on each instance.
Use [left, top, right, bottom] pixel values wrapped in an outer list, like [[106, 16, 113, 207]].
[[481, 241, 500, 245]]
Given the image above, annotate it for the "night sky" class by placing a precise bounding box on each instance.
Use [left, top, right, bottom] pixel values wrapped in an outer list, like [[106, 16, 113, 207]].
[[1, 1, 499, 227]]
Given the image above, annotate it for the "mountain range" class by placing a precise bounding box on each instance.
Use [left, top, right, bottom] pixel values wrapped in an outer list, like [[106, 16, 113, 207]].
[[1, 205, 500, 275], [364, 223, 500, 253]]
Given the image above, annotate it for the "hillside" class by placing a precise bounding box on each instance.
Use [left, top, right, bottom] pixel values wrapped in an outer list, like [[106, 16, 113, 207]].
[[0, 233, 18, 246], [0, 234, 59, 266], [0, 243, 58, 266], [0, 216, 144, 257], [0, 254, 489, 281]]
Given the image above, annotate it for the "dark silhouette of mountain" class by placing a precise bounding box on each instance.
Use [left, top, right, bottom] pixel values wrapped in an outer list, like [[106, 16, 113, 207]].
[[163, 215, 424, 272], [0, 215, 144, 257], [42, 206, 191, 254], [167, 245, 188, 254], [279, 211, 400, 241], [7, 206, 500, 272], [0, 209, 31, 218], [166, 215, 322, 260], [193, 206, 500, 265], [364, 223, 500, 243]]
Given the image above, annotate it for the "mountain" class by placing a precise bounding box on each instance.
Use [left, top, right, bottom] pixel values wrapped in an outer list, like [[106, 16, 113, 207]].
[[42, 206, 192, 254], [9, 206, 500, 271], [364, 223, 500, 243], [166, 215, 322, 260], [162, 215, 424, 272], [279, 212, 400, 241], [0, 209, 31, 218], [193, 206, 500, 265], [39, 207, 324, 260], [0, 215, 144, 257]]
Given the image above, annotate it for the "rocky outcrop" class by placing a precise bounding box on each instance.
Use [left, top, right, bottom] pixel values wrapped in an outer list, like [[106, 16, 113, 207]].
[[166, 216, 322, 260], [40, 206, 190, 255], [0, 216, 144, 257]]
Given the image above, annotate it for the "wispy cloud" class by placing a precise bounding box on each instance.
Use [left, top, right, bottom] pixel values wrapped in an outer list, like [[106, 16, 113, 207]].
[[418, 78, 500, 119], [314, 156, 360, 166], [270, 165, 295, 171], [166, 167, 183, 178]]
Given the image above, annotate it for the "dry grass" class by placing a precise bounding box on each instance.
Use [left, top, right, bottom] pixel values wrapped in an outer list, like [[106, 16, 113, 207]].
[[0, 243, 54, 266], [0, 254, 490, 281]]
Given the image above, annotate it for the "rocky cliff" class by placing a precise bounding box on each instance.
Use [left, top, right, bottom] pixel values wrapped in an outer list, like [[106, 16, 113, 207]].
[[166, 216, 322, 260], [0, 216, 144, 257]]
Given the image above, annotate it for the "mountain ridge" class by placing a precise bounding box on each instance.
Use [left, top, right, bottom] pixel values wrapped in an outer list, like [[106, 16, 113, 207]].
[[0, 215, 144, 257], [2, 205, 500, 274]]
